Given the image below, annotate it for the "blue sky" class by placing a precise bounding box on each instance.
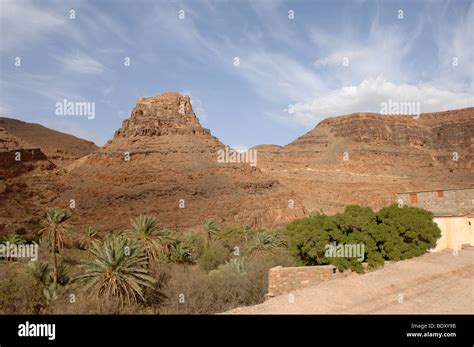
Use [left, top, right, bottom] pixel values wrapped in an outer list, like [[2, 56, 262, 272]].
[[1, 0, 473, 147]]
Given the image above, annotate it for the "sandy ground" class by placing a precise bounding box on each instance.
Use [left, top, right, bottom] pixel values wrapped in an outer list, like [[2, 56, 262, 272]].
[[228, 248, 474, 314]]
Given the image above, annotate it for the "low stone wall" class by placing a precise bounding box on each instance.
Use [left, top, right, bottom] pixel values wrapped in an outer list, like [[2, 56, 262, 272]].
[[267, 264, 367, 298]]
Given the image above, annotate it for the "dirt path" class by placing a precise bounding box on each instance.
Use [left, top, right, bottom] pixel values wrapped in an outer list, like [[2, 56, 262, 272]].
[[228, 249, 474, 314]]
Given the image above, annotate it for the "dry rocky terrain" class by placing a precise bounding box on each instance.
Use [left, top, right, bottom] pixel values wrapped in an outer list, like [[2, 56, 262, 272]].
[[228, 248, 474, 314], [0, 93, 473, 234]]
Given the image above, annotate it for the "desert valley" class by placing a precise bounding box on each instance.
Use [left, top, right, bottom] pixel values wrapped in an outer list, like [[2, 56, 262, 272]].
[[1, 92, 473, 234], [1, 1, 474, 344]]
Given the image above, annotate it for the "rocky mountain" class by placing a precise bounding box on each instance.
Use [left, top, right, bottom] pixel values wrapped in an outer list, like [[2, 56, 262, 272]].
[[255, 108, 474, 214], [0, 119, 97, 234], [58, 92, 304, 231], [0, 126, 53, 175], [0, 117, 98, 166], [1, 93, 473, 234]]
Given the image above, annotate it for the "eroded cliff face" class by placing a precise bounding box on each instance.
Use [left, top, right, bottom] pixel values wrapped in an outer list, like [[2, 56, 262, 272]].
[[113, 93, 211, 138], [60, 93, 304, 231], [0, 127, 58, 233], [255, 108, 474, 215], [0, 117, 97, 167], [1, 93, 472, 233]]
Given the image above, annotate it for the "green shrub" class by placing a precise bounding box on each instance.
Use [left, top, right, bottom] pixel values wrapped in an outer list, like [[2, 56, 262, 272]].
[[376, 204, 441, 260], [198, 242, 230, 272], [286, 214, 337, 266], [0, 263, 43, 313], [178, 231, 205, 260], [286, 204, 441, 271], [215, 224, 255, 250], [208, 252, 296, 310]]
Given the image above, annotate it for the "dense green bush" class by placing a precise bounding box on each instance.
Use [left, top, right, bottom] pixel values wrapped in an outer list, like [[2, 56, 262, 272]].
[[286, 213, 337, 266], [197, 242, 231, 272], [287, 204, 441, 271], [376, 204, 441, 260]]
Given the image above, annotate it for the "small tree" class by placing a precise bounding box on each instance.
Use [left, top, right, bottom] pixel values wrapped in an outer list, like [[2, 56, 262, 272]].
[[166, 242, 193, 265], [78, 227, 99, 249], [42, 208, 71, 285], [76, 234, 156, 309], [247, 231, 285, 258], [28, 260, 70, 312], [129, 215, 169, 263], [203, 218, 220, 247]]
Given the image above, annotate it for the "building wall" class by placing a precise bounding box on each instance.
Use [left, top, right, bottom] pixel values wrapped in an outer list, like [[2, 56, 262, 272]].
[[432, 216, 474, 252], [267, 264, 367, 298], [397, 188, 474, 216]]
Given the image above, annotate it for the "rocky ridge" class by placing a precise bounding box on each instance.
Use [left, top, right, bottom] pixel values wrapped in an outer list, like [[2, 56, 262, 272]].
[[1, 93, 473, 233]]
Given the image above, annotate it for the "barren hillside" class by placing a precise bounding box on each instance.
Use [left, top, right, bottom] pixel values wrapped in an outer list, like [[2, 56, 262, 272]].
[[1, 94, 473, 234], [255, 108, 474, 215], [0, 117, 98, 166]]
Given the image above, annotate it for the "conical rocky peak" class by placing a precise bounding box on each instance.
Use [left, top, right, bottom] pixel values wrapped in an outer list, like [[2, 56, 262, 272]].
[[114, 92, 210, 138]]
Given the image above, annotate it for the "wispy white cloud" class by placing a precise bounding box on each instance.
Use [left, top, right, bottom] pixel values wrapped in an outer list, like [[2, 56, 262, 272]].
[[291, 78, 474, 126], [2, 72, 86, 104], [1, 0, 472, 148], [314, 49, 371, 68], [0, 0, 66, 51], [434, 1, 474, 91], [54, 53, 105, 74], [0, 100, 13, 115], [239, 52, 326, 103]]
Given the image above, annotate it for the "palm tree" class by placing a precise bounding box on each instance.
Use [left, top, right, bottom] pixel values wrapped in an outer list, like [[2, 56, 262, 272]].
[[203, 218, 220, 247], [28, 261, 51, 313], [28, 261, 51, 287], [167, 242, 193, 265], [28, 260, 70, 311], [78, 227, 99, 249], [76, 234, 156, 308], [180, 230, 204, 259], [248, 231, 285, 258], [42, 208, 70, 285], [128, 215, 168, 262], [2, 234, 26, 244]]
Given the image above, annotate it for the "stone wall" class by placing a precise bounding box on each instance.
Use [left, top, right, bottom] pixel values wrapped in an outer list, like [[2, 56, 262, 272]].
[[397, 188, 474, 216], [267, 264, 367, 298]]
